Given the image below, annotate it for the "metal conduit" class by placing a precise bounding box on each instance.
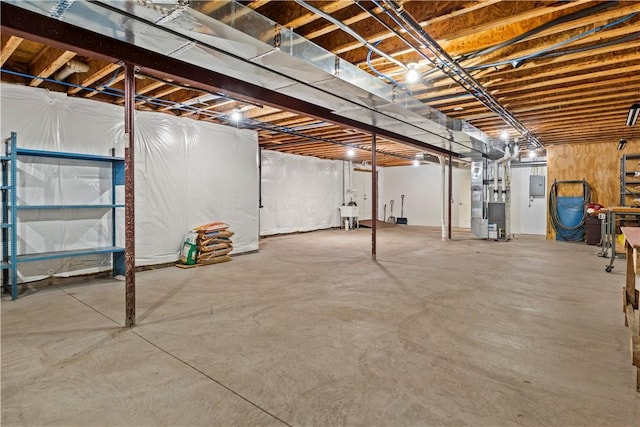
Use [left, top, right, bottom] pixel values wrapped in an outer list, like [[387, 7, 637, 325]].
[[418, 2, 618, 79], [379, 0, 542, 148], [293, 0, 407, 70]]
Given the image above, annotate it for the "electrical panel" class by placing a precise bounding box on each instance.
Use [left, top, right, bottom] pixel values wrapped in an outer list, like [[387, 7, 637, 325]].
[[529, 175, 545, 198]]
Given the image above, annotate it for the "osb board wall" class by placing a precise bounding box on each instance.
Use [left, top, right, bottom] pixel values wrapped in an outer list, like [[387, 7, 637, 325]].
[[546, 141, 640, 240]]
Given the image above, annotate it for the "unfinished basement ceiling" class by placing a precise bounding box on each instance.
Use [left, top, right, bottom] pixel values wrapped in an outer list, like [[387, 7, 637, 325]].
[[1, 0, 638, 165]]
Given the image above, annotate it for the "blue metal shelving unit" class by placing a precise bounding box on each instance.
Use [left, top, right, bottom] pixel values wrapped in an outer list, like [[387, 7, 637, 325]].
[[1, 132, 125, 300]]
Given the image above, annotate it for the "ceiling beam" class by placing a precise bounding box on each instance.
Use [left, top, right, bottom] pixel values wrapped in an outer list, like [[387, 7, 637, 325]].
[[28, 47, 75, 87], [1, 2, 469, 158], [0, 34, 23, 67]]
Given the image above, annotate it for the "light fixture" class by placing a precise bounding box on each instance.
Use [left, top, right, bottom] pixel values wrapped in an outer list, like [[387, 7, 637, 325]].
[[618, 138, 627, 151], [413, 159, 420, 167], [528, 150, 536, 158], [346, 148, 355, 157], [500, 130, 509, 141], [627, 103, 640, 126], [230, 108, 242, 122], [405, 63, 420, 84], [415, 152, 424, 160]]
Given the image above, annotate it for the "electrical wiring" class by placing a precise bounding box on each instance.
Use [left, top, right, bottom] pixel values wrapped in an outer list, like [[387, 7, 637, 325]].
[[366, 41, 412, 95], [467, 13, 638, 71]]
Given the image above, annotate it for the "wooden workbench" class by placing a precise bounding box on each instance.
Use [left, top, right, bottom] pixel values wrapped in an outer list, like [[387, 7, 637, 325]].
[[619, 226, 640, 391], [601, 207, 640, 272]]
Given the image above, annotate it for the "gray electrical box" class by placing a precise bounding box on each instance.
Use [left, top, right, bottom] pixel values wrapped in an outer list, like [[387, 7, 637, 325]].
[[530, 175, 545, 198]]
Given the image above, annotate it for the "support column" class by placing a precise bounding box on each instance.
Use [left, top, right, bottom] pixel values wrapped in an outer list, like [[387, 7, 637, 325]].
[[448, 153, 453, 240], [124, 63, 136, 327], [371, 133, 377, 260]]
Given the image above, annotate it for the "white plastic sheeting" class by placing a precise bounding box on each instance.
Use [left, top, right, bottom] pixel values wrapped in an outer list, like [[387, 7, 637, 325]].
[[1, 84, 258, 281], [260, 150, 342, 235]]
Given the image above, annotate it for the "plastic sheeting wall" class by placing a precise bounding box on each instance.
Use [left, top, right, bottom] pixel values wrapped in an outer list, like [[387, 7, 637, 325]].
[[379, 164, 471, 227], [1, 84, 258, 281], [260, 150, 342, 235]]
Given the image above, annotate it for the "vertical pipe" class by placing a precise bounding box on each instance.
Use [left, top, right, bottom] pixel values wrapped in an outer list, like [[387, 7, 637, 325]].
[[258, 148, 263, 209], [9, 133, 17, 299], [341, 161, 345, 206], [448, 153, 453, 240], [124, 63, 136, 328], [371, 133, 377, 260], [439, 155, 446, 241]]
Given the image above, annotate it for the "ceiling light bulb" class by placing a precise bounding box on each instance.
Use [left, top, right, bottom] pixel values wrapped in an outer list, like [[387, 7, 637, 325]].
[[346, 148, 355, 157], [528, 150, 536, 158], [413, 159, 420, 167], [405, 63, 420, 83], [500, 130, 509, 141], [627, 103, 640, 126], [230, 109, 242, 122]]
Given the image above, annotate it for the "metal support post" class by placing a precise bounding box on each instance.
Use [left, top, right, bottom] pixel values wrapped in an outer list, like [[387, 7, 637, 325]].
[[448, 153, 453, 240], [124, 63, 136, 327], [371, 133, 377, 260]]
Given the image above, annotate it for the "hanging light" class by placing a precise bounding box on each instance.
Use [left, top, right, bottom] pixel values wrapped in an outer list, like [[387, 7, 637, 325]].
[[230, 108, 242, 122], [405, 63, 420, 84], [627, 103, 640, 126]]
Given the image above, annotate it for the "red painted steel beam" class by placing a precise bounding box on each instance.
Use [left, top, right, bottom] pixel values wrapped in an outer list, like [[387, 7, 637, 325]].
[[0, 2, 459, 158], [371, 133, 377, 260], [124, 62, 136, 328]]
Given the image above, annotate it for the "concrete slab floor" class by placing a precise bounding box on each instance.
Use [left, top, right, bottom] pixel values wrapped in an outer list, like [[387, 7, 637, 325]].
[[2, 226, 639, 426]]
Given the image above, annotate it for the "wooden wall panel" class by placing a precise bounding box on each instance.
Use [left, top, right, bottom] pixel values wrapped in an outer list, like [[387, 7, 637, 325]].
[[546, 141, 640, 239]]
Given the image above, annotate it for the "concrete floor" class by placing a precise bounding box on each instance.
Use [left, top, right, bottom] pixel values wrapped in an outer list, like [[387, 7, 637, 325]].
[[2, 226, 639, 426]]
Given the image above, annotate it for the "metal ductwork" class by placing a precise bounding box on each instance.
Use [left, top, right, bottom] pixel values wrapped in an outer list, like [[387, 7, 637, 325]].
[[4, 0, 508, 158]]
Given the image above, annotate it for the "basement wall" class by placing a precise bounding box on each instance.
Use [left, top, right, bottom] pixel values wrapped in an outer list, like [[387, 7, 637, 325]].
[[378, 164, 471, 228], [379, 163, 547, 235], [546, 141, 640, 239], [1, 84, 259, 282], [260, 150, 342, 235], [510, 165, 547, 236]]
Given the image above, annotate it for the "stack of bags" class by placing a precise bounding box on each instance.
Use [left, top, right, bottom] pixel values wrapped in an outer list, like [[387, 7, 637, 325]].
[[194, 222, 234, 265], [180, 222, 233, 266]]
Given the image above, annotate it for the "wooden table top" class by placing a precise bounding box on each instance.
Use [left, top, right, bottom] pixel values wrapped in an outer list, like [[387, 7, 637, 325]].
[[621, 227, 640, 248], [606, 207, 640, 214]]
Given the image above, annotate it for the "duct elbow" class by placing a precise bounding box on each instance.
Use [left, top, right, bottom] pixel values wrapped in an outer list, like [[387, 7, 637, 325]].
[[54, 59, 89, 82]]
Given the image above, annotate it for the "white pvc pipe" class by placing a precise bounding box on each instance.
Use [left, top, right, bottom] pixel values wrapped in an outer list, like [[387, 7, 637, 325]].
[[439, 155, 447, 240], [494, 144, 510, 201], [493, 161, 499, 201], [504, 146, 520, 201], [501, 162, 507, 201], [54, 60, 89, 81]]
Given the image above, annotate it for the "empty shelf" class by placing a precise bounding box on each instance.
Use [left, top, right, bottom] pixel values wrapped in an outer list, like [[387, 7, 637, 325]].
[[16, 148, 123, 163], [17, 246, 125, 263], [16, 204, 124, 210]]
